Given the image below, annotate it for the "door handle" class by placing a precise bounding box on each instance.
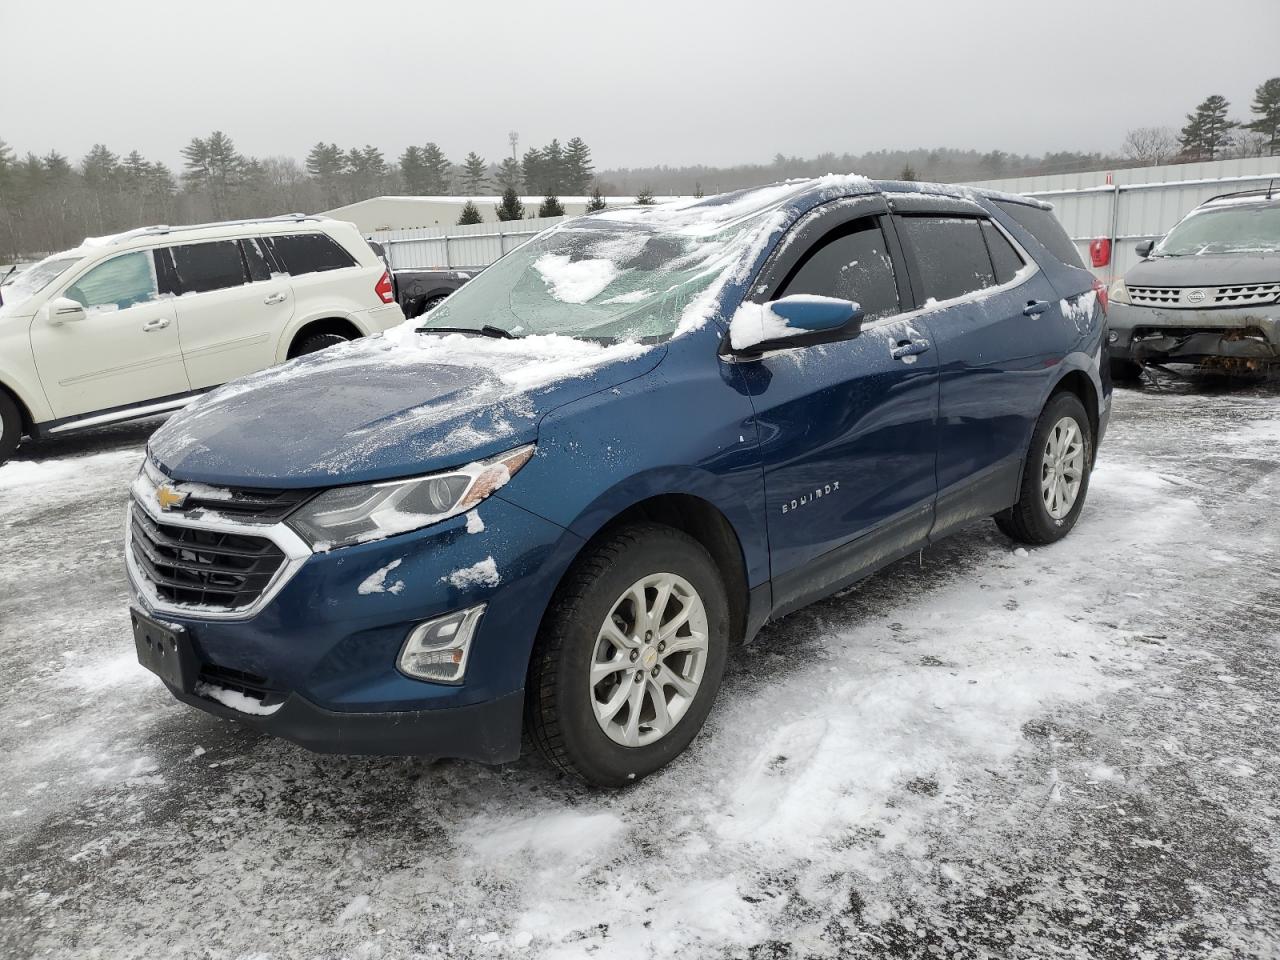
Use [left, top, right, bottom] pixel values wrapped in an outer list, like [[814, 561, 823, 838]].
[[890, 338, 931, 360], [263, 292, 288, 305], [1023, 299, 1051, 317], [142, 318, 170, 332]]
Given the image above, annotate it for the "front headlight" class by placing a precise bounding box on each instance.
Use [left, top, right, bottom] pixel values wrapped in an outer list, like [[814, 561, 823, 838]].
[[1108, 280, 1131, 305], [289, 444, 535, 549]]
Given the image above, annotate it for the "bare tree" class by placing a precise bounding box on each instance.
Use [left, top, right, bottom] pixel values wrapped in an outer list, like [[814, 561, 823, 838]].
[[1121, 127, 1178, 166]]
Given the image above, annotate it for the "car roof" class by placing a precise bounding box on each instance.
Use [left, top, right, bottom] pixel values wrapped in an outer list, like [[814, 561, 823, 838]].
[[58, 214, 349, 260], [1197, 188, 1280, 210]]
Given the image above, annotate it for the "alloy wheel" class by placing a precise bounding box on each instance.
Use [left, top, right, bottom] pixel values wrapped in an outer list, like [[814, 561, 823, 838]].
[[1041, 416, 1085, 520]]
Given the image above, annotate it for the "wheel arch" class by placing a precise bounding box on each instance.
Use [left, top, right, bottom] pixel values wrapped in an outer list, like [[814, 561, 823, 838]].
[[1049, 366, 1100, 461], [285, 316, 363, 359], [0, 375, 38, 434]]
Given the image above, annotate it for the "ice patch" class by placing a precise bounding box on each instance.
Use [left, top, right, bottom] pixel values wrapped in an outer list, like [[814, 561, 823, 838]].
[[442, 556, 500, 589], [465, 510, 485, 534], [357, 558, 405, 595]]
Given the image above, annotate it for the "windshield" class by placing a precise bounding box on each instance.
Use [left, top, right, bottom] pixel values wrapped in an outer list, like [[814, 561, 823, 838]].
[[0, 255, 83, 312], [1155, 202, 1280, 257], [417, 215, 767, 342]]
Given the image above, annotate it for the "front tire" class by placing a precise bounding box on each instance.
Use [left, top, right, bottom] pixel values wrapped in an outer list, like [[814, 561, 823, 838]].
[[526, 523, 730, 787], [0, 390, 21, 466], [995, 391, 1094, 545]]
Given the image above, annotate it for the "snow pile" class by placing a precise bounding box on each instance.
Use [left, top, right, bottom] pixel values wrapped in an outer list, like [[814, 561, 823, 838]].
[[442, 556, 500, 589], [357, 558, 405, 595], [465, 510, 484, 534], [192, 682, 282, 716], [533, 253, 619, 303]]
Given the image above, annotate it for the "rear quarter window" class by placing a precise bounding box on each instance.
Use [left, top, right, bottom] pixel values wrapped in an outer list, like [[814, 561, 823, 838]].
[[993, 200, 1085, 269], [264, 233, 357, 275], [895, 216, 995, 303]]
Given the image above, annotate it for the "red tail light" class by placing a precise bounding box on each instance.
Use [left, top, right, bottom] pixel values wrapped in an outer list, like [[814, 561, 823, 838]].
[[1089, 237, 1111, 268], [374, 269, 395, 304], [1092, 278, 1108, 314]]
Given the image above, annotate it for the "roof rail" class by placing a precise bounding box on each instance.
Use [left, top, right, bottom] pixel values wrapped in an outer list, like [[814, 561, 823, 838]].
[[103, 212, 319, 245], [1202, 186, 1279, 205]]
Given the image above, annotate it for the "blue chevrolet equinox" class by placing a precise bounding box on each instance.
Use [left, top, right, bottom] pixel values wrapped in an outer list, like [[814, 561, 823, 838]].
[[126, 177, 1110, 787]]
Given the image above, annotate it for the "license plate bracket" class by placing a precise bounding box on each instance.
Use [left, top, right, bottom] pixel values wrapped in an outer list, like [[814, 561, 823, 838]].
[[131, 608, 197, 692]]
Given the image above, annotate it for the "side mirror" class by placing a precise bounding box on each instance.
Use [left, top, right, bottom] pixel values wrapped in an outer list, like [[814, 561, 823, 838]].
[[1134, 239, 1155, 259], [45, 297, 87, 325], [726, 295, 863, 357]]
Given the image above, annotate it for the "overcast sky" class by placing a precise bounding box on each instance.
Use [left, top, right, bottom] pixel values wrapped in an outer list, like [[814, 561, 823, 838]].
[[3, 0, 1277, 171]]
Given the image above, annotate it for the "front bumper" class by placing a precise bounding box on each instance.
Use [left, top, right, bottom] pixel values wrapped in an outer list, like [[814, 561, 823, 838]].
[[125, 486, 581, 762], [1108, 301, 1280, 363]]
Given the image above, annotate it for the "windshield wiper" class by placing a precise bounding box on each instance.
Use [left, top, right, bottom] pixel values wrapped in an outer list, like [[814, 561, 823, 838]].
[[415, 324, 517, 339]]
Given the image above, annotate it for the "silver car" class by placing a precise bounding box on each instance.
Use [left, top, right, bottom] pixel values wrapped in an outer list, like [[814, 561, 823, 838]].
[[1108, 189, 1279, 379]]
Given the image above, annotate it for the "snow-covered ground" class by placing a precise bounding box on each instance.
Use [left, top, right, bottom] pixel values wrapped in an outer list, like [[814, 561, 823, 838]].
[[1, 373, 1278, 959]]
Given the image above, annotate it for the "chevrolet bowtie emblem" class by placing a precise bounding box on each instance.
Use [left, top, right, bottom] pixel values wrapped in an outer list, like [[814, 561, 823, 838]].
[[156, 484, 188, 511]]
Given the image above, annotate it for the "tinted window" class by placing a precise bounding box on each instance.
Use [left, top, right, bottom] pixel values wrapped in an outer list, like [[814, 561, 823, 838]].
[[66, 252, 157, 311], [264, 233, 357, 275], [897, 216, 995, 302], [981, 220, 1024, 285], [170, 241, 249, 294], [241, 238, 273, 282], [775, 218, 900, 320], [993, 200, 1085, 268]]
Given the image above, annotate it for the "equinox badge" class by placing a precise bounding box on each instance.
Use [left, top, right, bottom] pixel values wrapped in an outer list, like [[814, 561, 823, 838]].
[[156, 485, 188, 511]]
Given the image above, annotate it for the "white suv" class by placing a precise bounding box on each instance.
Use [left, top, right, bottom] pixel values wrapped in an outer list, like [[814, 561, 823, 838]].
[[0, 214, 404, 464]]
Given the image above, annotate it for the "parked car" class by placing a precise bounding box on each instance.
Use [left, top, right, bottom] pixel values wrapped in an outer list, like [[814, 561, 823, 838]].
[[1108, 188, 1280, 379], [124, 178, 1108, 787], [364, 239, 473, 319], [0, 215, 404, 464]]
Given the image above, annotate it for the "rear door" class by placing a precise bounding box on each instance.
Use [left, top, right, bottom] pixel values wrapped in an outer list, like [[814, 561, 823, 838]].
[[260, 231, 365, 316], [30, 249, 189, 419], [167, 237, 294, 389], [732, 196, 940, 615], [889, 195, 1064, 538]]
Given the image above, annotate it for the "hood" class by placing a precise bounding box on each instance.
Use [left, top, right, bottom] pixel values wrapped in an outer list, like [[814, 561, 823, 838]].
[[1125, 252, 1279, 288], [149, 329, 662, 487]]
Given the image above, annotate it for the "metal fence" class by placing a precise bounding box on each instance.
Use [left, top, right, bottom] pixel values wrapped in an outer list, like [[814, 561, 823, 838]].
[[370, 215, 568, 271], [373, 158, 1280, 282], [972, 157, 1280, 283]]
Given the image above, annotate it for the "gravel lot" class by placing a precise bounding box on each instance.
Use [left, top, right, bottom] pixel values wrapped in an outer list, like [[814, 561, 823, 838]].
[[1, 371, 1277, 959]]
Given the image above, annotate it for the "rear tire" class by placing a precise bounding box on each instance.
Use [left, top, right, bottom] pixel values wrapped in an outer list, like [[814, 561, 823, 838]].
[[0, 390, 20, 466], [290, 332, 350, 358], [1110, 357, 1143, 382], [995, 391, 1094, 545], [526, 523, 730, 788]]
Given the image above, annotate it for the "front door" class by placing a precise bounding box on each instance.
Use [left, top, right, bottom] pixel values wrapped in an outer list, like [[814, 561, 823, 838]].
[[731, 199, 939, 615], [30, 250, 189, 419]]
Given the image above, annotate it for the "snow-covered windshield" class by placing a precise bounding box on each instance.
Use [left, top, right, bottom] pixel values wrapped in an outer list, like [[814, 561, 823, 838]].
[[0, 255, 83, 313], [1155, 202, 1280, 257], [417, 213, 773, 342]]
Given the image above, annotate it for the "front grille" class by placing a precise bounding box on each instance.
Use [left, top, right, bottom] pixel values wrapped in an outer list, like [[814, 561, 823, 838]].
[[198, 663, 286, 706], [130, 506, 286, 610], [175, 484, 314, 524], [1128, 284, 1280, 308]]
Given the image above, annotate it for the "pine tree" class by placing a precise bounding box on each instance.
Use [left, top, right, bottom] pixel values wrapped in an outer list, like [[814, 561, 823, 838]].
[[398, 145, 427, 194], [538, 195, 565, 218], [900, 164, 917, 181], [635, 187, 655, 205], [82, 144, 120, 186], [496, 157, 522, 192], [42, 151, 72, 182], [586, 185, 607, 213], [460, 152, 488, 194], [421, 142, 451, 194], [306, 142, 347, 206], [521, 147, 545, 195], [564, 137, 594, 194], [457, 200, 483, 225], [542, 139, 565, 195], [495, 186, 525, 222], [1245, 77, 1280, 156], [1180, 95, 1237, 160]]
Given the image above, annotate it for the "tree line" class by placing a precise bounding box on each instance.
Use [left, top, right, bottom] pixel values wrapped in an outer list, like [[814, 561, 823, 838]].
[[2, 74, 1277, 259]]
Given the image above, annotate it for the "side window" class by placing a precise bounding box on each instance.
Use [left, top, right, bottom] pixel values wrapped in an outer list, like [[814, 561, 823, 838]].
[[263, 233, 357, 275], [240, 238, 274, 282], [170, 241, 249, 295], [65, 252, 158, 311], [981, 220, 1025, 285], [896, 216, 995, 303], [774, 217, 900, 321], [993, 200, 1085, 269]]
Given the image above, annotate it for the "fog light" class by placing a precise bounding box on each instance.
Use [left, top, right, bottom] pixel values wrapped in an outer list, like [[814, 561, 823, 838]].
[[1108, 330, 1119, 343], [398, 605, 484, 683]]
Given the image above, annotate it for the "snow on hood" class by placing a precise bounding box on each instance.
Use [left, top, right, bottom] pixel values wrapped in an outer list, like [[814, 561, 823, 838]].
[[149, 330, 658, 487]]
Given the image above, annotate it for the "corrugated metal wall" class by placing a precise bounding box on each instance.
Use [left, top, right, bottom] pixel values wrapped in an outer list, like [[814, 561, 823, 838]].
[[371, 215, 567, 270], [972, 157, 1280, 282], [375, 158, 1280, 281]]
